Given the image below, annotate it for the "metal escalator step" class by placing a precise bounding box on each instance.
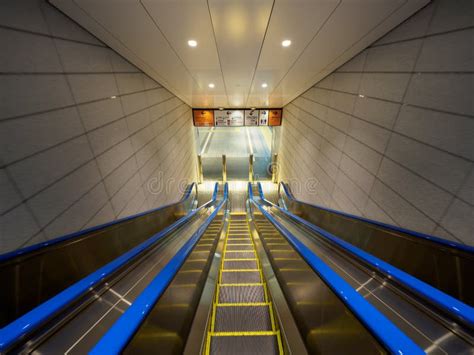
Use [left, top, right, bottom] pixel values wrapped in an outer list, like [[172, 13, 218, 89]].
[[214, 305, 272, 332], [223, 260, 258, 270], [218, 285, 265, 303], [227, 238, 252, 245], [221, 271, 261, 283], [210, 335, 279, 355], [226, 244, 254, 251], [225, 251, 255, 259], [227, 234, 250, 238]]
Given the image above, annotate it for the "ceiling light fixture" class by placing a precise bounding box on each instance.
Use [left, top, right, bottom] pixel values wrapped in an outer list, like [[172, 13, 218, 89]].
[[187, 39, 197, 47], [282, 39, 292, 47], [261, 83, 268, 88], [208, 83, 215, 88]]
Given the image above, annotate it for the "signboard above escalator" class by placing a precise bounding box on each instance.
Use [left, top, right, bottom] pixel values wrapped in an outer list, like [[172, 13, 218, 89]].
[[192, 110, 214, 127], [244, 109, 259, 126], [215, 110, 244, 127], [192, 108, 282, 127]]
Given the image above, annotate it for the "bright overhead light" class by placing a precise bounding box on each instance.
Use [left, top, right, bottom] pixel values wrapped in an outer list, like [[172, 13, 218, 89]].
[[282, 39, 292, 47], [187, 39, 197, 47], [261, 83, 268, 88], [208, 83, 215, 88]]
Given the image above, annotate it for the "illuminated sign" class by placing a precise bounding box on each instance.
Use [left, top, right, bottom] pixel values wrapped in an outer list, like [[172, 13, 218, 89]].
[[214, 110, 228, 126], [228, 110, 244, 126], [214, 110, 244, 126], [268, 109, 282, 126], [259, 110, 269, 126], [193, 110, 214, 126], [244, 110, 259, 126], [193, 108, 282, 127]]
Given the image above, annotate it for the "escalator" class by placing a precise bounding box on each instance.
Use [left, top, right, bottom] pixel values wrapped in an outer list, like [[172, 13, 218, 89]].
[[204, 213, 283, 354], [253, 182, 474, 354], [0, 183, 223, 353], [1, 181, 472, 354], [277, 182, 474, 307], [88, 183, 424, 355]]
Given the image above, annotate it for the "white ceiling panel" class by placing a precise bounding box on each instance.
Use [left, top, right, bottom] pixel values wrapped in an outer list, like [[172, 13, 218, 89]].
[[271, 0, 408, 105], [246, 0, 340, 108], [141, 0, 227, 107], [52, 0, 429, 108], [208, 0, 273, 107]]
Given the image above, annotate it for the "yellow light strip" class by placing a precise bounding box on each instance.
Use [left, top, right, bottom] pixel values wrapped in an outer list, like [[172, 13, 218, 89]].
[[220, 283, 263, 287], [210, 331, 277, 337], [224, 250, 256, 253], [223, 258, 257, 261], [216, 302, 269, 307]]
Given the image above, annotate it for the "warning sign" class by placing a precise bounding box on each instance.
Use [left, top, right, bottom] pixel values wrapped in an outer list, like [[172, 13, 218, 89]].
[[268, 109, 282, 126], [259, 110, 269, 126], [245, 110, 259, 126], [214, 110, 244, 126], [193, 110, 214, 127]]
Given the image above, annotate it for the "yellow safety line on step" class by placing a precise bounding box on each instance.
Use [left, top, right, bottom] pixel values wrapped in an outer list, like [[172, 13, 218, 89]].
[[224, 250, 256, 253], [206, 213, 283, 355], [219, 283, 263, 287], [210, 331, 278, 337], [216, 302, 269, 307]]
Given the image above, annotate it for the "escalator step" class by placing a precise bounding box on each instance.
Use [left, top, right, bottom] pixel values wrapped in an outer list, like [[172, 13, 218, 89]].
[[210, 335, 279, 355], [214, 305, 272, 332], [226, 244, 254, 251], [223, 260, 258, 270], [227, 235, 250, 239], [226, 240, 251, 245], [218, 285, 265, 303], [225, 251, 255, 259], [221, 271, 261, 283]]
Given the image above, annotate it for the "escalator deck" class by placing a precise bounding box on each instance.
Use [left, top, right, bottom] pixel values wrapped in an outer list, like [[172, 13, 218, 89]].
[[206, 213, 283, 355]]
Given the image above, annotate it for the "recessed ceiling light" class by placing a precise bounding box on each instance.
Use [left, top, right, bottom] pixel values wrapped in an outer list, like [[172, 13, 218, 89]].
[[208, 83, 215, 88], [261, 83, 268, 88], [282, 39, 292, 47], [187, 39, 197, 47]]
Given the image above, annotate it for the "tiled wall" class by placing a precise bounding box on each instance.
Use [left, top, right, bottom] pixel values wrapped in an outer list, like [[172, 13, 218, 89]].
[[279, 0, 473, 245], [0, 0, 197, 253]]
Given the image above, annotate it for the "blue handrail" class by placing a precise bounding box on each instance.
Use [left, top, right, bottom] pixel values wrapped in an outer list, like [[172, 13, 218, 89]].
[[90, 183, 228, 354], [259, 182, 474, 328], [0, 182, 217, 352], [278, 181, 474, 253], [249, 183, 424, 355], [0, 183, 198, 263]]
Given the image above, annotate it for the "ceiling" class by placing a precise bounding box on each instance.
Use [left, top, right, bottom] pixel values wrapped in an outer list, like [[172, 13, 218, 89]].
[[51, 0, 429, 108]]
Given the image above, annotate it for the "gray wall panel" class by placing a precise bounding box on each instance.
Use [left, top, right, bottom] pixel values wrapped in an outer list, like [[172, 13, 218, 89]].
[[0, 0, 196, 253], [279, 0, 474, 245]]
